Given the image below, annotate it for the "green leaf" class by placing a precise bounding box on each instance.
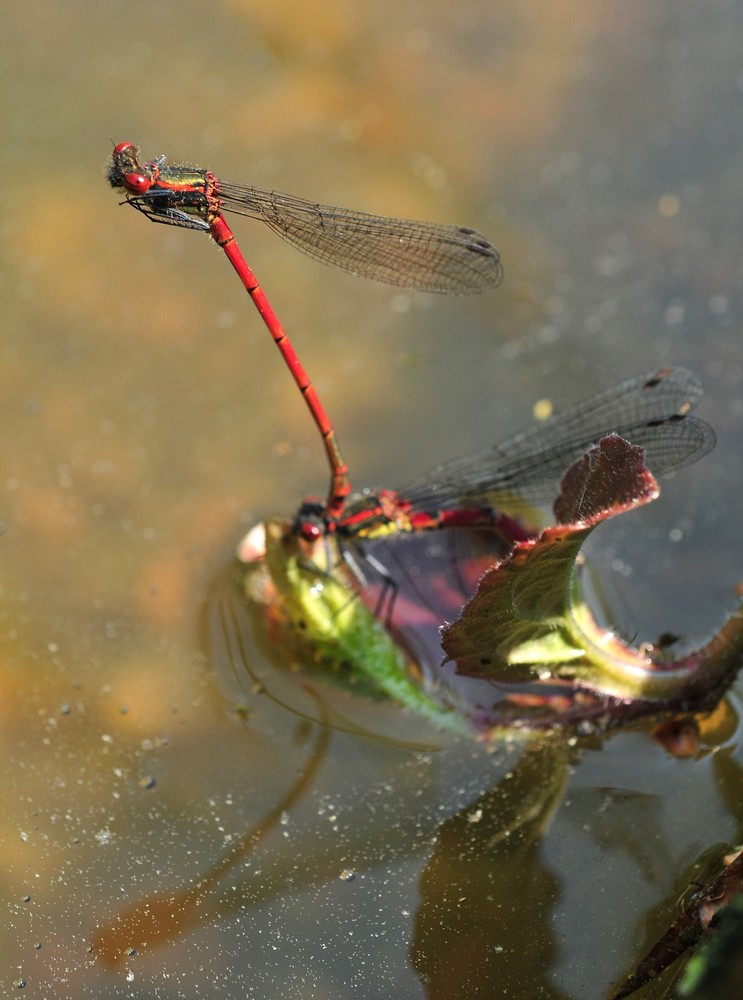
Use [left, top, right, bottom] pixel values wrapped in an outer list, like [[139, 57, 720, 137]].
[[442, 435, 659, 685], [443, 435, 743, 714], [245, 519, 470, 735]]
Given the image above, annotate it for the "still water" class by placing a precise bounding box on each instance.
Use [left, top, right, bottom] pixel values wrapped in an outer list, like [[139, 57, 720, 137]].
[[2, 1, 743, 997]]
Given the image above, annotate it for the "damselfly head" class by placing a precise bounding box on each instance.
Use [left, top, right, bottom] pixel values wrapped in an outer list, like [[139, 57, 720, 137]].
[[292, 500, 329, 543], [107, 141, 142, 190]]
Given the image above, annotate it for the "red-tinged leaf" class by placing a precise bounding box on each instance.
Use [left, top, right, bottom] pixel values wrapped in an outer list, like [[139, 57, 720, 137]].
[[440, 434, 743, 731], [442, 436, 659, 683], [440, 523, 589, 682], [611, 850, 743, 999], [553, 432, 659, 524]]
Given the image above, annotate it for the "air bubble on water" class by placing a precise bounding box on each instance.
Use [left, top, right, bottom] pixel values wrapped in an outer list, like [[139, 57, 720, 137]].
[[708, 294, 729, 316], [664, 301, 685, 326]]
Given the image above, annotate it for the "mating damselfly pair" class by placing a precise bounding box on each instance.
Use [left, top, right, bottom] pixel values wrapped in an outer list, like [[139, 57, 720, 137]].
[[108, 142, 714, 582]]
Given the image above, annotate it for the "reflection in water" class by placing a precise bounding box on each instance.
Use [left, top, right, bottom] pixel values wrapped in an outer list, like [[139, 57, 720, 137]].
[[611, 743, 743, 998], [93, 695, 331, 967], [85, 567, 743, 1000], [412, 739, 571, 1000], [92, 564, 572, 995]]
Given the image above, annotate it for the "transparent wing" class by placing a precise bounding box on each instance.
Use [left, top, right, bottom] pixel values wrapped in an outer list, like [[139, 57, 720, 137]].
[[398, 368, 716, 515], [216, 181, 502, 294]]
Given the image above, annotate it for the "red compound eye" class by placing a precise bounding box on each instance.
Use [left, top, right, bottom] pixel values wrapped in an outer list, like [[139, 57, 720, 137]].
[[123, 172, 152, 195], [114, 141, 137, 155], [299, 522, 322, 542]]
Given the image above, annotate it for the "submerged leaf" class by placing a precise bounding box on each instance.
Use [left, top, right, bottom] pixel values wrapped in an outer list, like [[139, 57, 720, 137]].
[[612, 848, 743, 999], [680, 894, 743, 999]]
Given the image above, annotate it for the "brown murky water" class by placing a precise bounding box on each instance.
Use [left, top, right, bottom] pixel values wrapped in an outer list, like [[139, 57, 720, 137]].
[[2, 2, 743, 997]]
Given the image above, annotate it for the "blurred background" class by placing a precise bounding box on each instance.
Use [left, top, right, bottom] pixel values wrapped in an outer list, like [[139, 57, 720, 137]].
[[2, 1, 743, 998]]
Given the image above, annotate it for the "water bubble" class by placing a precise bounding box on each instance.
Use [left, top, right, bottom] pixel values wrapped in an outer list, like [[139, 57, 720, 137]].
[[708, 294, 729, 316], [532, 399, 553, 422], [658, 193, 680, 217]]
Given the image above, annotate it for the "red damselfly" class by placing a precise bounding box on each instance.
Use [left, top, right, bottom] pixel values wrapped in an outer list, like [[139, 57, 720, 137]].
[[108, 141, 502, 521], [237, 367, 714, 625], [292, 366, 715, 545], [106, 152, 714, 572]]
